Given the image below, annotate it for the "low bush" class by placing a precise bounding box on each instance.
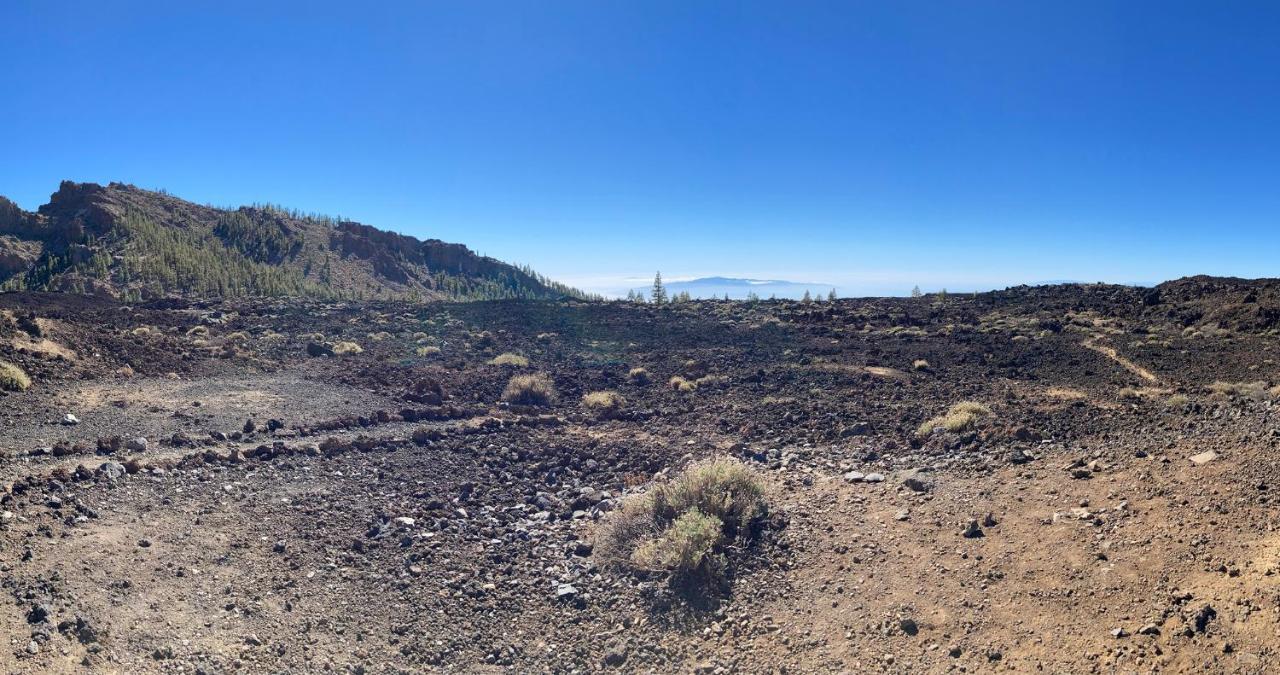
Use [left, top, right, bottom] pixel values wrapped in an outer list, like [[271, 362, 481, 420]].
[[912, 359, 930, 371], [917, 401, 993, 436], [501, 373, 555, 405], [628, 367, 650, 385], [596, 457, 768, 587], [0, 361, 31, 391], [415, 346, 441, 357]]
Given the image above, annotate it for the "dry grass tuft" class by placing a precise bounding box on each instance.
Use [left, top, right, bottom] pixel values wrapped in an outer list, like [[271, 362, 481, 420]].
[[628, 367, 650, 385], [917, 401, 993, 437], [0, 361, 32, 391], [582, 390, 625, 418], [490, 353, 530, 367], [669, 376, 697, 392], [1207, 380, 1273, 400], [415, 346, 441, 357], [912, 359, 931, 371], [501, 373, 556, 405], [332, 341, 363, 355]]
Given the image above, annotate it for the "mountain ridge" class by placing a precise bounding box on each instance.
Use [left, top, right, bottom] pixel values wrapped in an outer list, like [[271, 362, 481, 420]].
[[0, 181, 589, 302]]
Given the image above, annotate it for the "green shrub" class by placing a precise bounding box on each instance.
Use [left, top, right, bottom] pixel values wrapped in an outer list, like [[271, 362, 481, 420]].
[[0, 361, 31, 391], [501, 373, 555, 405], [632, 510, 723, 572], [596, 457, 767, 584]]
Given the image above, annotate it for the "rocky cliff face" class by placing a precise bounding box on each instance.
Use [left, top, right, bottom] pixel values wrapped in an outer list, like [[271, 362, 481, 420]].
[[0, 181, 581, 302]]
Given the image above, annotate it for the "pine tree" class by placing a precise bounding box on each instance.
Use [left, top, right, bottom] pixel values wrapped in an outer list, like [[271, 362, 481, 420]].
[[651, 271, 667, 305], [911, 285, 922, 298], [827, 288, 837, 301], [802, 290, 812, 303]]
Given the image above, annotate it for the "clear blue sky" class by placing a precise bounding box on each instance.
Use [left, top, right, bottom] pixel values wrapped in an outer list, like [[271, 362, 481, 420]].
[[4, 1, 1280, 296]]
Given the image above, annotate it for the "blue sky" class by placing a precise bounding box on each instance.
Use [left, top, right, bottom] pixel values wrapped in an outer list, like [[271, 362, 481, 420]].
[[3, 1, 1280, 296]]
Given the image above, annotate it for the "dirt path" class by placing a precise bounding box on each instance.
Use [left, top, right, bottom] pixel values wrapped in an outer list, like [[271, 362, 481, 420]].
[[1082, 338, 1161, 383]]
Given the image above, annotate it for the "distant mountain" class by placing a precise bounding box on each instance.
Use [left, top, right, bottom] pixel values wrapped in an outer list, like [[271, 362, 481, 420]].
[[0, 181, 589, 302], [637, 276, 838, 300]]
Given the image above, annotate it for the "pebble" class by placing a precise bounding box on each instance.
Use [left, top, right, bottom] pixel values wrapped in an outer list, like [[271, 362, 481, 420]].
[[63, 413, 80, 425]]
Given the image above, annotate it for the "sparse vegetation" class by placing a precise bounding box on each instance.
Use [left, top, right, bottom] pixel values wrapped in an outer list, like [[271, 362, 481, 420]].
[[185, 325, 210, 337], [490, 353, 530, 367], [628, 367, 650, 385], [912, 359, 930, 371], [917, 401, 993, 436], [501, 373, 556, 405], [332, 341, 363, 355], [415, 345, 441, 357], [669, 375, 697, 392], [1207, 380, 1273, 400], [582, 390, 625, 418], [596, 457, 768, 585], [0, 361, 32, 391]]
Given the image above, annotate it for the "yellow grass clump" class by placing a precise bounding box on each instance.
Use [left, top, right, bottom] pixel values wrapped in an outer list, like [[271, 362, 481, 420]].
[[332, 341, 363, 355], [917, 401, 993, 437], [582, 390, 625, 418], [501, 373, 556, 405], [0, 361, 32, 391], [490, 353, 529, 367]]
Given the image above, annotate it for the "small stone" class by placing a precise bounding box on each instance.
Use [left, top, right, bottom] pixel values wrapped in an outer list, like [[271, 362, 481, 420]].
[[894, 508, 910, 521], [126, 437, 149, 452], [63, 413, 80, 425], [843, 471, 865, 482], [899, 617, 919, 636], [863, 473, 885, 483], [982, 512, 998, 527], [555, 584, 579, 600], [137, 539, 152, 548], [1189, 450, 1219, 466], [1138, 623, 1160, 635], [961, 519, 983, 538], [1111, 628, 1128, 638]]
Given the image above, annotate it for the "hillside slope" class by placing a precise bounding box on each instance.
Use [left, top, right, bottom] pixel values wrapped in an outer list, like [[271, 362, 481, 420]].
[[0, 181, 586, 302]]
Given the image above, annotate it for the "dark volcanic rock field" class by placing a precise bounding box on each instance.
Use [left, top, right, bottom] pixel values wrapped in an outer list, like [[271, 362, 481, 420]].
[[5, 281, 1280, 673]]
